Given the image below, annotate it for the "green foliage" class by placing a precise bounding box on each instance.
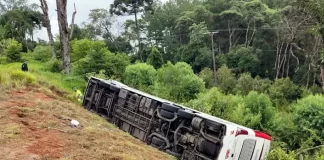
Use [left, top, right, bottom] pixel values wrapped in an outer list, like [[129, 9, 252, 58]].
[[217, 65, 236, 94], [244, 91, 275, 129], [235, 73, 254, 95], [253, 76, 272, 93], [267, 147, 296, 160], [47, 58, 63, 73], [293, 95, 324, 147], [226, 45, 259, 74], [269, 78, 302, 107], [146, 46, 164, 69], [75, 48, 130, 79], [9, 70, 36, 85], [124, 63, 157, 92], [71, 39, 106, 62], [5, 39, 22, 62], [33, 45, 51, 62], [153, 61, 205, 103], [85, 70, 109, 80], [198, 67, 214, 89]]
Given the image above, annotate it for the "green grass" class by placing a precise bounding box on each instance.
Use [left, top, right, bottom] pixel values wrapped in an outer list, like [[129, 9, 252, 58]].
[[0, 55, 87, 94]]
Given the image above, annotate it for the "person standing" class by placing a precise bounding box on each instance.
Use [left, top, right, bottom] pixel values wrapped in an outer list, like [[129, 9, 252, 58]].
[[21, 62, 28, 72]]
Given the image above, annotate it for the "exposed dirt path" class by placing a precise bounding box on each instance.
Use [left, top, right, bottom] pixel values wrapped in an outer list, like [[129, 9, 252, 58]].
[[0, 86, 172, 160]]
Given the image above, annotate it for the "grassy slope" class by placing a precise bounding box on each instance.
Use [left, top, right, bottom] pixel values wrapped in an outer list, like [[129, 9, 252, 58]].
[[0, 60, 174, 160], [0, 60, 87, 93]]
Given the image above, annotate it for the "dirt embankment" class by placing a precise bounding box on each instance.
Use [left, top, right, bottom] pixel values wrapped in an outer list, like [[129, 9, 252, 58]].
[[0, 86, 172, 160]]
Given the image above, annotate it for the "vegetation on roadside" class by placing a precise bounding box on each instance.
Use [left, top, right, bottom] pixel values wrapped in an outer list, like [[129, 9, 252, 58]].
[[1, 0, 324, 159]]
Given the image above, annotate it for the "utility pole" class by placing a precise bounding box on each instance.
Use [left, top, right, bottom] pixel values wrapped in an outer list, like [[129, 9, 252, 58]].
[[211, 31, 219, 87]]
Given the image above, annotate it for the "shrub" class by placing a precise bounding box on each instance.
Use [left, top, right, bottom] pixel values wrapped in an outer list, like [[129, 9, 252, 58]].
[[217, 65, 236, 94], [269, 78, 301, 107], [47, 58, 63, 73], [146, 46, 164, 69], [267, 148, 296, 160], [9, 70, 36, 85], [293, 95, 324, 147], [5, 39, 22, 62], [33, 45, 52, 62], [235, 72, 254, 95], [71, 39, 106, 62], [244, 91, 275, 129], [198, 68, 214, 89], [75, 49, 130, 79], [124, 63, 157, 91], [153, 62, 205, 103]]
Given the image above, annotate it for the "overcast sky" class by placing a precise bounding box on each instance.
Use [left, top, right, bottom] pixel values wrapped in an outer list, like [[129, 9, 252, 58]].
[[31, 0, 167, 41]]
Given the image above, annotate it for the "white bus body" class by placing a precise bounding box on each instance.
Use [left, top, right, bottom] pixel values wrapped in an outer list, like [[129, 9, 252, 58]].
[[82, 77, 272, 160]]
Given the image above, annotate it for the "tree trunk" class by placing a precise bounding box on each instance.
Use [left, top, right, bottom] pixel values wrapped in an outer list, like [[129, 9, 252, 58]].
[[245, 20, 251, 47], [56, 0, 70, 74], [134, 9, 142, 61], [321, 64, 324, 90], [40, 0, 56, 58], [69, 3, 77, 40], [248, 20, 256, 46]]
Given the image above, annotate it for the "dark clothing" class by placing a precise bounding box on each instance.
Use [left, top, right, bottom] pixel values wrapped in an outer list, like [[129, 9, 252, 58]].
[[22, 63, 28, 72]]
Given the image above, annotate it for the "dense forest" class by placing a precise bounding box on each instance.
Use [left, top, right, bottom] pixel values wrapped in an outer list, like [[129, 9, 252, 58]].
[[1, 0, 324, 159]]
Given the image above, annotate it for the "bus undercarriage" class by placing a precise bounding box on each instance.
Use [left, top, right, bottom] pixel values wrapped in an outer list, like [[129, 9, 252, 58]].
[[82, 77, 242, 160]]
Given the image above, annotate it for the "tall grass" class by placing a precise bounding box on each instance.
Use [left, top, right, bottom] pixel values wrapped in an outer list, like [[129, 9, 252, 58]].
[[0, 56, 87, 93]]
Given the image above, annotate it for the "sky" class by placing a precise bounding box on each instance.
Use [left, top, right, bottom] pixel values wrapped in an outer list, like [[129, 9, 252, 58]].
[[31, 0, 167, 41]]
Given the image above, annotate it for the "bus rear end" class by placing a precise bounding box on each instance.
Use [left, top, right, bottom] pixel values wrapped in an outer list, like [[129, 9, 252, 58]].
[[228, 128, 272, 160]]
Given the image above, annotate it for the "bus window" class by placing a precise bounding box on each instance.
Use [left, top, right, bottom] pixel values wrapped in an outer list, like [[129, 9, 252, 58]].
[[238, 139, 256, 160]]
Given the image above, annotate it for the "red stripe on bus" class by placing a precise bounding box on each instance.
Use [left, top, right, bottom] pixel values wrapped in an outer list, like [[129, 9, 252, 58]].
[[254, 130, 272, 141]]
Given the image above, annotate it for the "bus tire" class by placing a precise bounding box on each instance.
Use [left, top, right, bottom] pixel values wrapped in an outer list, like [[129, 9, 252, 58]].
[[161, 103, 179, 112], [98, 81, 110, 88], [160, 109, 174, 119], [109, 85, 120, 92], [178, 109, 194, 120], [152, 137, 164, 146]]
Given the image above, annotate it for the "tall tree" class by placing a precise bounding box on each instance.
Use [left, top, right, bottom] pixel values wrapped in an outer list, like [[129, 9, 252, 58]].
[[56, 0, 70, 74], [39, 0, 56, 58], [110, 0, 154, 61]]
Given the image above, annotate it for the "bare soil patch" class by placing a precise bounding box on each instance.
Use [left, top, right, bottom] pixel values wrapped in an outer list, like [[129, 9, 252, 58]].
[[0, 86, 172, 160]]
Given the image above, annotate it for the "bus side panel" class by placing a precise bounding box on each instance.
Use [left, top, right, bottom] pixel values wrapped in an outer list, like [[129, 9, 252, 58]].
[[259, 140, 271, 160]]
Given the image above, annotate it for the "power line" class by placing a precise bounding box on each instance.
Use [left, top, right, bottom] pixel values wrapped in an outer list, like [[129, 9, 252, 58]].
[[141, 24, 319, 40]]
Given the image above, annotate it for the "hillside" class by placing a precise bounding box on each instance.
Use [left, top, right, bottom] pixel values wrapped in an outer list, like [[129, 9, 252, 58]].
[[0, 66, 173, 160]]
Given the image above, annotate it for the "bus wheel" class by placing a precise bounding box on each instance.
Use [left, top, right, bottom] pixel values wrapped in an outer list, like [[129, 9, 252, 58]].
[[160, 109, 174, 119], [161, 103, 179, 112], [152, 137, 164, 146], [178, 109, 194, 120]]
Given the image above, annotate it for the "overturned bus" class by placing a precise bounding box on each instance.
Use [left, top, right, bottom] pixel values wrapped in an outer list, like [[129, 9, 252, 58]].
[[82, 77, 272, 160]]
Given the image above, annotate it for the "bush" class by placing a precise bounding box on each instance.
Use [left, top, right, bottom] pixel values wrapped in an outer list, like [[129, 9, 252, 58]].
[[146, 46, 164, 69], [71, 39, 106, 62], [47, 58, 63, 73], [5, 39, 22, 62], [267, 148, 296, 160], [153, 62, 205, 103], [75, 48, 130, 79], [235, 72, 254, 95], [253, 76, 272, 93], [9, 70, 36, 85], [198, 68, 214, 89], [269, 78, 301, 107], [293, 95, 324, 147], [217, 65, 236, 94], [244, 91, 275, 129], [226, 45, 259, 74], [33, 45, 52, 62], [124, 63, 157, 92]]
